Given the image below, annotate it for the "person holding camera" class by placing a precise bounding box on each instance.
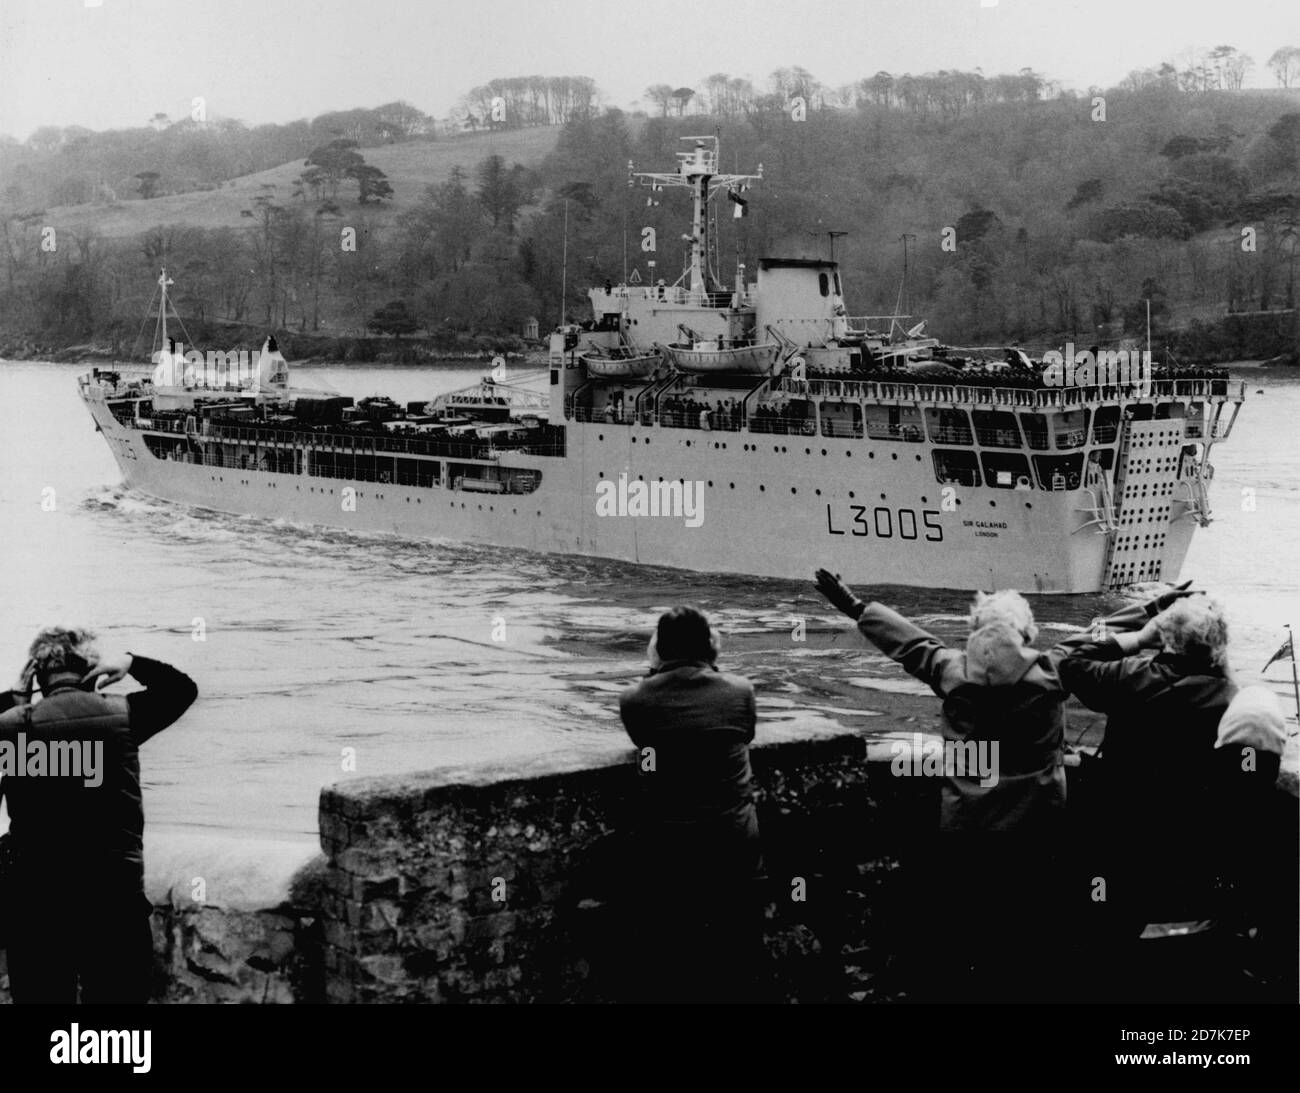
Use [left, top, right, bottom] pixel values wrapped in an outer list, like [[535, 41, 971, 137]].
[[0, 626, 197, 1004]]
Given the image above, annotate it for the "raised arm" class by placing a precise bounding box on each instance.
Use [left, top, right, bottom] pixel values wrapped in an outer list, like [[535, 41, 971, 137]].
[[1044, 580, 1199, 671], [83, 654, 198, 745], [1057, 618, 1165, 712], [814, 569, 959, 696], [125, 655, 198, 744]]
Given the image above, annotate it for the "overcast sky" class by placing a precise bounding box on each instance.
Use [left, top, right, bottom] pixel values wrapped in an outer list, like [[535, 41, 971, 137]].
[[0, 0, 1296, 139]]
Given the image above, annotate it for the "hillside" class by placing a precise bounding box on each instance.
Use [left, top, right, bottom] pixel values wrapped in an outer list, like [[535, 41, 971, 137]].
[[2, 85, 1296, 365], [37, 127, 560, 239]]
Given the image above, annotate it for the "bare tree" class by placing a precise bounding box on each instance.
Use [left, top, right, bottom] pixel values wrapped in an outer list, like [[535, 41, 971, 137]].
[[1268, 46, 1300, 88], [644, 84, 675, 117]]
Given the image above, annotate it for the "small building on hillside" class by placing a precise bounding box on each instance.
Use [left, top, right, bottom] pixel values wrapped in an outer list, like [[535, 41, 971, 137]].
[[523, 316, 540, 340]]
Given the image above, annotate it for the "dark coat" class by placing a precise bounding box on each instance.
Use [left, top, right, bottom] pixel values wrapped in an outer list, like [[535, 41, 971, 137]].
[[1058, 622, 1234, 839], [0, 657, 197, 896], [855, 602, 1089, 832], [619, 660, 761, 881]]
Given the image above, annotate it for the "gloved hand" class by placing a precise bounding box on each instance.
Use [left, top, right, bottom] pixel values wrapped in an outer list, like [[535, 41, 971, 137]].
[[815, 569, 866, 619], [1145, 579, 1200, 616]]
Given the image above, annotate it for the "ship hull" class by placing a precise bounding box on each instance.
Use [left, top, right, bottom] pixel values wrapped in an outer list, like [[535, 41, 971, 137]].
[[83, 394, 1193, 593]]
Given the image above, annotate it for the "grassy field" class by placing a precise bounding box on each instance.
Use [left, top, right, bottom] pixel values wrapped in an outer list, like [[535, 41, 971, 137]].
[[43, 127, 562, 239]]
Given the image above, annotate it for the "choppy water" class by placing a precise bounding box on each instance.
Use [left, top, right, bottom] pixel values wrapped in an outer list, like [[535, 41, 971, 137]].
[[1, 360, 1297, 842]]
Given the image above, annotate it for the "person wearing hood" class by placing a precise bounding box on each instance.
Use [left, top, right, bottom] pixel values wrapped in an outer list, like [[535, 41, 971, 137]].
[[813, 569, 1088, 832], [812, 569, 1108, 1000]]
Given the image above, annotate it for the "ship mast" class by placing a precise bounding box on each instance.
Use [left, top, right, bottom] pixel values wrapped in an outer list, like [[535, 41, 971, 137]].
[[631, 136, 760, 304], [158, 267, 174, 351]]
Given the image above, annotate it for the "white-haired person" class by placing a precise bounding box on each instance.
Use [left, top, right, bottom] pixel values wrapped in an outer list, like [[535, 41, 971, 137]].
[[0, 627, 197, 1004], [1056, 589, 1240, 991], [812, 569, 1146, 1001]]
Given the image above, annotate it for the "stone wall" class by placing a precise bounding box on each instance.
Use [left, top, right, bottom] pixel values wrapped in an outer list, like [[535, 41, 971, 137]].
[[0, 834, 323, 1004], [315, 724, 938, 1004]]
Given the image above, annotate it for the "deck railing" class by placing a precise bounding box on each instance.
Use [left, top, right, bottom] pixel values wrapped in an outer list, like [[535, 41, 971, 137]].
[[774, 376, 1231, 406]]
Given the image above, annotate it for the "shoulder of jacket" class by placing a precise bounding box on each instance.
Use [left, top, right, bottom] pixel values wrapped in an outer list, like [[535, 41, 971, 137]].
[[714, 670, 754, 693]]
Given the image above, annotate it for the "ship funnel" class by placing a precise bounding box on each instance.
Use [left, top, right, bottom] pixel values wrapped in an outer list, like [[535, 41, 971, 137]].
[[250, 336, 290, 392], [152, 345, 185, 388]]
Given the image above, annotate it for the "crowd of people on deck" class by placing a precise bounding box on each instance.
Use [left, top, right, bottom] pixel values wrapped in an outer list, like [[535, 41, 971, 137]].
[[616, 577, 1296, 1004], [657, 395, 744, 431], [590, 393, 819, 433], [850, 356, 1232, 390]]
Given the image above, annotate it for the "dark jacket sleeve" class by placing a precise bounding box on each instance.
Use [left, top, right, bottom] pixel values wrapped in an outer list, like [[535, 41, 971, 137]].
[[855, 601, 960, 698], [737, 678, 757, 744], [126, 655, 198, 744], [1041, 600, 1154, 674], [1057, 638, 1161, 713]]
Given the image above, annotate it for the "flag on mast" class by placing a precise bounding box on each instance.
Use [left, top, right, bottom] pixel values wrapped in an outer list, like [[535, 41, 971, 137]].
[[1263, 631, 1294, 672]]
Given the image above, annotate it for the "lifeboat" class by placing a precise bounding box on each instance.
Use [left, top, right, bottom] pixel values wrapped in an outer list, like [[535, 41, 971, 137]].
[[579, 346, 661, 379], [662, 340, 780, 375]]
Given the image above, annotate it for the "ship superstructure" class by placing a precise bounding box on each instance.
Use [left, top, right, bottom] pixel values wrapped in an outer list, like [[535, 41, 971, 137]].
[[77, 144, 1244, 593]]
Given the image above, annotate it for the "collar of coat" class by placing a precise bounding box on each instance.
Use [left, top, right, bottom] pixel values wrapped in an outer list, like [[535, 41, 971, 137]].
[[649, 659, 717, 676]]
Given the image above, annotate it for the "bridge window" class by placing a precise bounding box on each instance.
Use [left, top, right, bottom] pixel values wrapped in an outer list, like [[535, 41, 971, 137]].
[[1033, 453, 1084, 491], [1053, 409, 1089, 449], [1088, 448, 1114, 472], [818, 273, 829, 297], [864, 404, 923, 442], [819, 401, 863, 438], [1019, 412, 1050, 450], [971, 409, 1021, 448], [933, 449, 981, 487], [981, 452, 1033, 490], [1092, 406, 1120, 444], [924, 407, 973, 446]]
